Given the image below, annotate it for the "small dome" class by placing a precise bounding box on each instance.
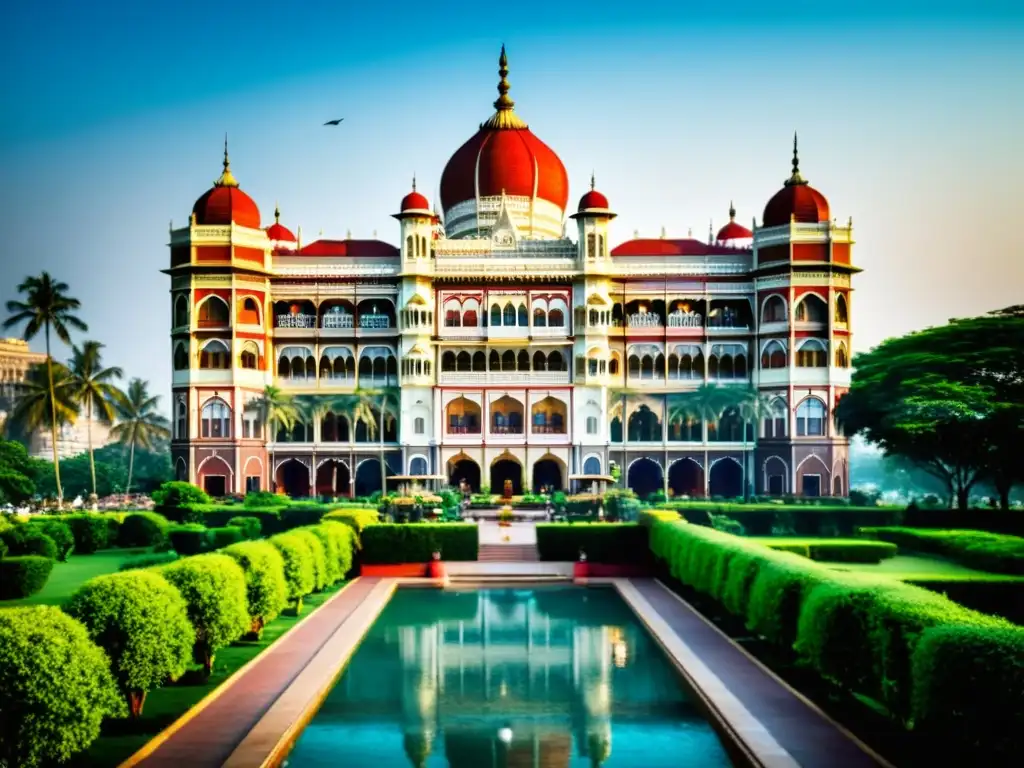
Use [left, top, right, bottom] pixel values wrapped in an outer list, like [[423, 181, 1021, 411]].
[[265, 204, 296, 242], [576, 174, 610, 212], [191, 139, 260, 228], [763, 134, 830, 227], [716, 202, 752, 241], [400, 176, 431, 213]]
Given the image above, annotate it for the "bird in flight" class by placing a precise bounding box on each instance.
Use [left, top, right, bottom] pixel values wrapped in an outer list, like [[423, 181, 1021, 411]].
[[323, 118, 344, 126]]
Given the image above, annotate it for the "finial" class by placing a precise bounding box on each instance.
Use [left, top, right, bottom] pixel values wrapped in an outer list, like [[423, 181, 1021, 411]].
[[729, 200, 736, 221], [590, 171, 596, 191], [169, 219, 173, 233], [346, 228, 352, 239], [214, 134, 239, 187], [412, 173, 417, 192], [708, 219, 714, 244], [686, 226, 692, 238], [482, 45, 527, 129], [274, 201, 280, 224], [785, 131, 807, 186], [662, 226, 668, 239], [633, 229, 639, 239], [372, 229, 377, 238]]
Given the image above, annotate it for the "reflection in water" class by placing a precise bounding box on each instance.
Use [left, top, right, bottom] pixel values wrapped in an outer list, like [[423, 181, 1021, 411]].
[[285, 588, 732, 767]]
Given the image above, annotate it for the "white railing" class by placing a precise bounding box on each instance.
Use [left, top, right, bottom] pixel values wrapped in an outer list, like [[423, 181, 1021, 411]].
[[437, 371, 570, 385], [667, 311, 702, 328], [359, 314, 391, 330], [440, 326, 486, 339], [628, 313, 662, 329], [488, 326, 530, 339], [322, 313, 354, 329], [277, 314, 316, 329], [532, 326, 568, 337]]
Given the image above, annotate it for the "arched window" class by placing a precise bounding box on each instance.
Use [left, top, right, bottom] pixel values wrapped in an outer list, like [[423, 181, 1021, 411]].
[[583, 456, 601, 474], [441, 351, 456, 372], [410, 456, 428, 475], [173, 295, 189, 328], [548, 308, 564, 327], [463, 309, 478, 326], [199, 340, 230, 369], [445, 309, 461, 327], [502, 303, 516, 326], [796, 398, 826, 437], [491, 304, 502, 326], [796, 338, 828, 367], [175, 400, 187, 439], [517, 305, 528, 326], [201, 398, 232, 438], [173, 343, 189, 370], [763, 398, 787, 438], [239, 341, 259, 370], [197, 297, 229, 327], [238, 297, 260, 325], [533, 307, 547, 327], [835, 343, 849, 368], [413, 417, 425, 435], [760, 340, 787, 369], [835, 294, 849, 324], [548, 351, 564, 371], [795, 294, 828, 323], [761, 295, 786, 324]]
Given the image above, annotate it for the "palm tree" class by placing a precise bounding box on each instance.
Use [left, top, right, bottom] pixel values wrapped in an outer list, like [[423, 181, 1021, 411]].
[[337, 387, 399, 495], [608, 387, 640, 489], [109, 379, 170, 495], [668, 384, 731, 498], [4, 273, 87, 505], [247, 385, 299, 493], [68, 341, 124, 502]]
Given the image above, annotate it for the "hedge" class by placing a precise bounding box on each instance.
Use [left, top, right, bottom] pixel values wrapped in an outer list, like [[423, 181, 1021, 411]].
[[53, 514, 110, 554], [901, 576, 1024, 624], [221, 540, 289, 636], [269, 532, 317, 611], [655, 503, 902, 536], [323, 507, 380, 535], [0, 524, 57, 561], [118, 552, 180, 571], [227, 516, 262, 540], [118, 512, 170, 548], [0, 606, 124, 766], [648, 519, 1022, 761], [360, 524, 478, 564], [0, 556, 55, 598], [290, 529, 329, 591], [209, 526, 245, 550], [860, 527, 1024, 575], [756, 538, 898, 564], [535, 523, 649, 563], [65, 570, 194, 716], [169, 524, 209, 555], [27, 519, 75, 560], [901, 507, 1024, 537]]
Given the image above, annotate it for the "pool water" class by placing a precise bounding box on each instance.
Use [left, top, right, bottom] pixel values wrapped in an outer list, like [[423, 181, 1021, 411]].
[[285, 587, 733, 767]]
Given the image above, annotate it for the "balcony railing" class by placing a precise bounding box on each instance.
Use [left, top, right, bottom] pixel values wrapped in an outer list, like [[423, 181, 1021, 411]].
[[667, 311, 702, 328], [277, 314, 317, 329], [532, 325, 568, 337], [275, 313, 392, 330], [359, 314, 391, 330], [437, 371, 570, 385], [627, 313, 662, 329], [323, 312, 354, 329]]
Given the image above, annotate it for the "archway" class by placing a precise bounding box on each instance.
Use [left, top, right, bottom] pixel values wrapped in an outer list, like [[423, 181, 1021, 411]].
[[627, 458, 663, 499], [490, 457, 523, 496], [668, 459, 703, 498], [448, 457, 481, 493], [315, 459, 351, 497], [709, 458, 743, 498], [532, 456, 563, 493], [354, 459, 383, 497], [276, 459, 310, 497]]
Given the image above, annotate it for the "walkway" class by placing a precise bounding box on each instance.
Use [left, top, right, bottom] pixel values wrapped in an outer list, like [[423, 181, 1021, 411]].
[[126, 578, 383, 768], [619, 579, 888, 768]]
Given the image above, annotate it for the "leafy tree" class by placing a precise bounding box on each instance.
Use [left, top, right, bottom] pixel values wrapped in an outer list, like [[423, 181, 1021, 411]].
[[247, 385, 299, 492], [66, 570, 194, 717], [0, 606, 124, 766], [3, 272, 88, 506], [837, 306, 1024, 509], [608, 387, 642, 489], [67, 340, 124, 500], [0, 439, 36, 504], [222, 540, 288, 636], [327, 387, 399, 495], [669, 384, 732, 496], [108, 378, 171, 494]]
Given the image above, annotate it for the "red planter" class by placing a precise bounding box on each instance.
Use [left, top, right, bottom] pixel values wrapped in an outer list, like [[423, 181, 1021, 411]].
[[361, 564, 429, 577], [427, 559, 446, 580], [573, 563, 652, 578]]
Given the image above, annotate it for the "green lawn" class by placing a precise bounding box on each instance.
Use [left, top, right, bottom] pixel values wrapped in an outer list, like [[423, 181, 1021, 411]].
[[2, 549, 150, 607], [827, 553, 1009, 579], [69, 582, 348, 768]]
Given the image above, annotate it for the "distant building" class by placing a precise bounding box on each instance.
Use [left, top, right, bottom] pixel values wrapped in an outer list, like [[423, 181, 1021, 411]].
[[0, 337, 112, 460], [167, 47, 856, 500]]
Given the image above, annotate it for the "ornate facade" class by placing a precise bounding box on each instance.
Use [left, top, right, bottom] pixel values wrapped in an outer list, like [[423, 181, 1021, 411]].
[[167, 47, 856, 499]]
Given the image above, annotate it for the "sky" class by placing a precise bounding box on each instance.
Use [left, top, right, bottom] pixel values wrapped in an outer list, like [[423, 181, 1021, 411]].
[[1, 1, 1022, 414]]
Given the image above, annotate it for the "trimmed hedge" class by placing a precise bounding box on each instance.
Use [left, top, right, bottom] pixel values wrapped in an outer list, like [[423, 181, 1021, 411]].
[[361, 524, 478, 564], [169, 524, 209, 555], [757, 538, 898, 564], [323, 507, 379, 535], [222, 540, 288, 636], [290, 529, 329, 591], [227, 516, 262, 540], [648, 519, 1022, 761], [118, 552, 180, 571], [269, 532, 317, 611], [209, 526, 245, 550], [861, 527, 1024, 575], [656, 502, 903, 536], [0, 524, 57, 561], [27, 519, 75, 560], [118, 512, 170, 548], [536, 523, 649, 563], [54, 514, 110, 554], [0, 556, 54, 598]]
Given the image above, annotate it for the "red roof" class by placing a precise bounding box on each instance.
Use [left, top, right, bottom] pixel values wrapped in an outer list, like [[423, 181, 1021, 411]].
[[440, 127, 569, 212], [763, 183, 830, 227], [296, 239, 399, 257], [716, 220, 753, 241], [611, 238, 750, 257], [265, 222, 296, 242], [192, 185, 260, 229], [577, 189, 609, 212], [400, 190, 431, 212]]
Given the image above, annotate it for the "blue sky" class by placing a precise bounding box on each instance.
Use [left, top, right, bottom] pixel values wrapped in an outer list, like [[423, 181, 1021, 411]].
[[1, 1, 1022, 412]]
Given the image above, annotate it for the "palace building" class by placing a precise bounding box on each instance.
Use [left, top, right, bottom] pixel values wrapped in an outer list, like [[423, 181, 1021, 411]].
[[166, 47, 856, 500]]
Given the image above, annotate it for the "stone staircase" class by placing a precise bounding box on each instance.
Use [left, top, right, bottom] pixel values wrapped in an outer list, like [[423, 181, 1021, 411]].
[[478, 543, 539, 563], [445, 542, 570, 583]]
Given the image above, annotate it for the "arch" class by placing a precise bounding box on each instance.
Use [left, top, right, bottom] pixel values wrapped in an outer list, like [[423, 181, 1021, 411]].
[[708, 457, 743, 498], [531, 396, 567, 434], [199, 339, 230, 370], [491, 455, 524, 496], [174, 456, 188, 482], [409, 455, 429, 476], [173, 342, 189, 371], [796, 397, 827, 436], [760, 339, 788, 369], [582, 455, 602, 475], [237, 296, 261, 325], [834, 341, 849, 368], [175, 400, 187, 439], [609, 351, 621, 377], [446, 396, 481, 434], [173, 295, 189, 328], [448, 455, 481, 493], [835, 293, 849, 324], [763, 396, 788, 439], [532, 454, 564, 493], [763, 455, 789, 495], [627, 457, 663, 500], [796, 338, 828, 367], [278, 345, 315, 379], [627, 404, 661, 442], [547, 298, 568, 327], [833, 472, 844, 497], [315, 459, 351, 497], [243, 455, 264, 476], [517, 304, 528, 326], [668, 457, 703, 498], [275, 458, 310, 497], [502, 302, 516, 326], [197, 295, 230, 327], [532, 306, 547, 327], [356, 298, 394, 329], [239, 340, 259, 370], [490, 303, 502, 326], [354, 458, 383, 497], [320, 411, 351, 442], [491, 395, 525, 434], [200, 397, 231, 438], [197, 455, 233, 497], [760, 294, 787, 324], [794, 293, 828, 323], [547, 350, 565, 371]]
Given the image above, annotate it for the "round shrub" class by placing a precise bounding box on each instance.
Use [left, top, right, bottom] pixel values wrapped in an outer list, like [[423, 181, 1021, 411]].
[[210, 525, 245, 550], [152, 480, 211, 509], [0, 606, 124, 766], [316, 522, 356, 579], [117, 551, 179, 571], [61, 514, 110, 554], [222, 540, 288, 636], [244, 490, 289, 509], [161, 554, 249, 675], [0, 524, 57, 561], [65, 570, 194, 717], [169, 523, 209, 555], [0, 556, 55, 598], [28, 519, 75, 560], [269, 532, 316, 612], [302, 525, 343, 585], [291, 528, 329, 590], [227, 515, 262, 540], [118, 512, 171, 548]]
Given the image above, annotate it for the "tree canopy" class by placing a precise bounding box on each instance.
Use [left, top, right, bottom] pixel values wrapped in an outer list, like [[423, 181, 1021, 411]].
[[836, 306, 1024, 509]]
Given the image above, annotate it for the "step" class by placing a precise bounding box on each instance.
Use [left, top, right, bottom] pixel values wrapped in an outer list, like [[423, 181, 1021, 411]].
[[448, 575, 571, 584], [445, 562, 573, 578]]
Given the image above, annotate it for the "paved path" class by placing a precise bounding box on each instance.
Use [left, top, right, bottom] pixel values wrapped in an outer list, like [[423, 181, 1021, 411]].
[[129, 578, 381, 768], [627, 579, 888, 768]]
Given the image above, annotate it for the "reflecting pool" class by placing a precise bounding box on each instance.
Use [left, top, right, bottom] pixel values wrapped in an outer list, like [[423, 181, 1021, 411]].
[[285, 587, 733, 767]]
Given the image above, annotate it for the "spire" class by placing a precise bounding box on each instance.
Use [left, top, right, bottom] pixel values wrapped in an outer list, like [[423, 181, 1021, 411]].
[[274, 202, 280, 224], [411, 173, 417, 192], [481, 45, 528, 130], [708, 219, 714, 244], [785, 132, 807, 187], [728, 200, 736, 221], [590, 171, 596, 191], [214, 134, 239, 187]]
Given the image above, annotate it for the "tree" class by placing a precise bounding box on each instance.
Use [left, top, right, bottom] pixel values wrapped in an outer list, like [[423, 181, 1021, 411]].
[[335, 387, 399, 495], [4, 272, 88, 506], [0, 439, 36, 504], [67, 341, 124, 502], [836, 306, 1024, 509], [108, 378, 171, 495], [608, 387, 642, 490], [247, 385, 299, 493], [669, 384, 732, 497]]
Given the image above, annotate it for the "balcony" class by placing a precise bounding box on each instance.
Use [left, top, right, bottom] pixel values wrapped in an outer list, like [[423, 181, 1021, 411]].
[[666, 311, 702, 329], [489, 326, 530, 340], [531, 325, 569, 338], [625, 313, 663, 336], [322, 312, 354, 330], [277, 313, 317, 329], [441, 325, 486, 340], [437, 371, 570, 386]]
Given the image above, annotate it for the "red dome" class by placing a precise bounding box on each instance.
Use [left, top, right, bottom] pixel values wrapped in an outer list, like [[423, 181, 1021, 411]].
[[265, 205, 296, 242], [439, 47, 568, 213], [400, 177, 431, 213], [716, 203, 752, 241], [762, 135, 830, 227], [192, 142, 260, 228], [578, 189, 608, 210]]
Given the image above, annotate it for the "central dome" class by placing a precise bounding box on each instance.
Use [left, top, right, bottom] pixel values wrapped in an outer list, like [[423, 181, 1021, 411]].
[[439, 46, 569, 240]]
